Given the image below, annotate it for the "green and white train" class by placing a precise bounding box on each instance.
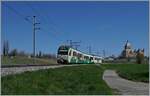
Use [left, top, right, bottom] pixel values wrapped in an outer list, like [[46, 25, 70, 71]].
[[57, 45, 102, 64]]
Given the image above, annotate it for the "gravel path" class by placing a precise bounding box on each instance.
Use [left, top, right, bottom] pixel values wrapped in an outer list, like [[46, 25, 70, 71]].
[[1, 64, 83, 77], [103, 70, 149, 95]]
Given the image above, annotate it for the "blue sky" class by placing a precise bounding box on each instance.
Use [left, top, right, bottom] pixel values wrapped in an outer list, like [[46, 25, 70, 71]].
[[1, 1, 149, 56]]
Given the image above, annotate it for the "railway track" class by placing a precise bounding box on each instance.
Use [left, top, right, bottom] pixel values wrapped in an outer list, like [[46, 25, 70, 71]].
[[1, 64, 73, 77], [1, 63, 62, 68], [1, 64, 91, 76], [1, 63, 100, 77]]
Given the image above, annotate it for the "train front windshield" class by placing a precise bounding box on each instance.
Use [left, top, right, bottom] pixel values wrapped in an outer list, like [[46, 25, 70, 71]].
[[58, 51, 68, 55], [58, 46, 69, 55]]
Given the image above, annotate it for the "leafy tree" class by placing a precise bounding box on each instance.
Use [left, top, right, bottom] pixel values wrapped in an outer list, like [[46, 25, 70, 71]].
[[136, 52, 144, 64], [9, 49, 18, 57]]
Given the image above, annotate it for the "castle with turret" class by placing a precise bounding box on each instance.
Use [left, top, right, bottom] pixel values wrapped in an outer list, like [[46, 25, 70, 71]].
[[120, 40, 144, 58]]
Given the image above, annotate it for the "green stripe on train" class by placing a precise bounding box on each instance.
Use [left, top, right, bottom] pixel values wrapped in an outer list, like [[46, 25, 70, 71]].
[[70, 57, 77, 63], [70, 57, 94, 64]]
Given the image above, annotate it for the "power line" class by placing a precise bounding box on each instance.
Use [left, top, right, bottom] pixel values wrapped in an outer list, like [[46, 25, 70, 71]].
[[25, 2, 62, 36], [96, 50, 100, 56], [67, 40, 81, 50], [25, 3, 43, 24], [103, 50, 106, 58], [87, 46, 92, 54], [44, 13, 63, 34], [5, 3, 66, 39], [25, 3, 45, 21], [4, 4, 42, 63], [4, 4, 32, 24], [4, 4, 58, 38]]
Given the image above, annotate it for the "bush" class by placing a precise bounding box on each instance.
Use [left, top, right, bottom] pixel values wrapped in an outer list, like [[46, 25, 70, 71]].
[[136, 52, 144, 64], [9, 49, 18, 57]]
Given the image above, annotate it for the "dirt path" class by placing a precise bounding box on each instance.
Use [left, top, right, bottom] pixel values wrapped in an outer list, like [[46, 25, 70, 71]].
[[103, 70, 149, 95]]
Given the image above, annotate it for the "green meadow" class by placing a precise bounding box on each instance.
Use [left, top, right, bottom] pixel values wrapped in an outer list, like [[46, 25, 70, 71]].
[[1, 65, 112, 95], [1, 64, 149, 95], [102, 64, 149, 82], [1, 56, 57, 65]]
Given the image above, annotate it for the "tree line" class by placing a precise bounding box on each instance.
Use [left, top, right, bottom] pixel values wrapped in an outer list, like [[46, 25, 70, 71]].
[[2, 40, 56, 59]]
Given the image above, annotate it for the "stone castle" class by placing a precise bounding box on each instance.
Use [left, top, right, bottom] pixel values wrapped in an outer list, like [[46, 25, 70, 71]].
[[120, 40, 144, 58]]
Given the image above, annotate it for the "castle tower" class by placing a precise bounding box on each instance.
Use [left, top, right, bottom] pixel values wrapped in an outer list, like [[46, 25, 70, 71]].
[[120, 40, 144, 59], [121, 40, 135, 58], [124, 40, 132, 57]]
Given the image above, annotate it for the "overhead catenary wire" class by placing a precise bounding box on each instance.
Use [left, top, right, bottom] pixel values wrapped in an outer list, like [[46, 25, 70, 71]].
[[4, 3, 105, 58], [3, 3, 70, 44], [25, 2, 63, 36], [4, 4, 41, 60], [5, 3, 61, 39], [4, 4, 32, 24]]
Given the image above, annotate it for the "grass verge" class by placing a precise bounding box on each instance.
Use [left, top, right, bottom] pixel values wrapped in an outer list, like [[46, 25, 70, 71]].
[[1, 56, 57, 65], [101, 64, 149, 82], [1, 65, 112, 95]]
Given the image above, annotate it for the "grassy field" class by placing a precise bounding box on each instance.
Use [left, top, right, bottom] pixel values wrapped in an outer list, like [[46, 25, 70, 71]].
[[1, 63, 148, 95], [1, 56, 57, 65], [102, 64, 149, 82], [1, 65, 113, 95]]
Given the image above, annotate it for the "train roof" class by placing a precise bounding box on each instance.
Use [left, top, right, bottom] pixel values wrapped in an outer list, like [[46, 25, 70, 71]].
[[58, 45, 71, 50], [58, 45, 102, 58]]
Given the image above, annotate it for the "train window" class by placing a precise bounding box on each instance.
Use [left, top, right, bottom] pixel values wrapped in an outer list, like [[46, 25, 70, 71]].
[[73, 51, 76, 56], [69, 50, 72, 56], [84, 56, 89, 59], [77, 53, 79, 58], [78, 53, 82, 58], [58, 51, 68, 55], [59, 46, 69, 50], [77, 53, 79, 57], [87, 56, 89, 59], [81, 54, 83, 58], [90, 57, 93, 60]]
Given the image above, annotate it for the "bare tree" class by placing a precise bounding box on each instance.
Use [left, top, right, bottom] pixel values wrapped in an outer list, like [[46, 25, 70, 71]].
[[3, 40, 9, 56], [3, 42, 6, 56], [39, 51, 42, 58]]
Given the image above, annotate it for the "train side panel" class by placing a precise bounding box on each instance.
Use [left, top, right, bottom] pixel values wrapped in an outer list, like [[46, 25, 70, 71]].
[[57, 45, 102, 64]]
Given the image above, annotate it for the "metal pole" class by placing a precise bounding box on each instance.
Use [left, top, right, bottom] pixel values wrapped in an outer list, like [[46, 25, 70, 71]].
[[103, 50, 105, 58], [89, 46, 91, 54], [70, 40, 72, 47], [88, 46, 91, 54], [33, 16, 36, 64]]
